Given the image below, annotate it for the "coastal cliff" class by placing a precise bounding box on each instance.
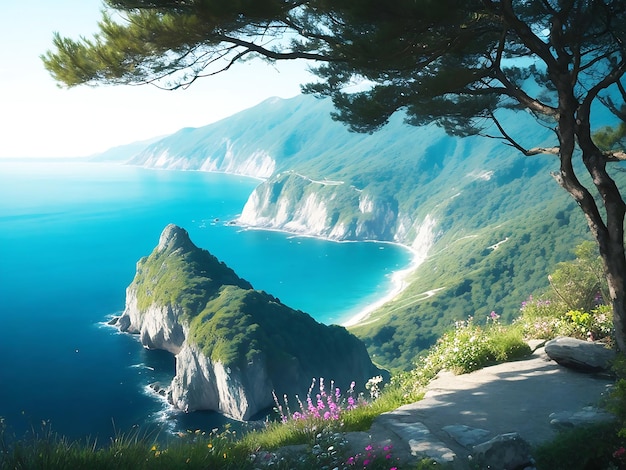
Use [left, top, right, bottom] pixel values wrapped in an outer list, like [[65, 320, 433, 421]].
[[238, 171, 432, 244], [115, 224, 384, 420]]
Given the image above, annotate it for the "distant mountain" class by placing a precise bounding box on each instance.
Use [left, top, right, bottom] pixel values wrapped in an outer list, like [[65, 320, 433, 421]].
[[119, 94, 624, 370], [87, 136, 164, 162]]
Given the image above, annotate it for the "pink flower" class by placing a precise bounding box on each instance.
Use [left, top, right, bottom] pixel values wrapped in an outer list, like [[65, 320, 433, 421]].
[[365, 445, 373, 452]]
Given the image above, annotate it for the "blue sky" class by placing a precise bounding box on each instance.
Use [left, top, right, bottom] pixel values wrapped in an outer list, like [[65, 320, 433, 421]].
[[0, 1, 313, 158]]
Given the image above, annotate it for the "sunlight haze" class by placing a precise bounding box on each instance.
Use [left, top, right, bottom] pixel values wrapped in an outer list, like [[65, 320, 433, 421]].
[[0, 1, 313, 158]]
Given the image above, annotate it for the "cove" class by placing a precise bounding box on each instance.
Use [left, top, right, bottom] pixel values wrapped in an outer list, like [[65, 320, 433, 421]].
[[0, 160, 411, 440]]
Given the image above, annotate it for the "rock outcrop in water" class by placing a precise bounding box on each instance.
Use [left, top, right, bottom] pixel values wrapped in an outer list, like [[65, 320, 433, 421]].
[[115, 224, 385, 420]]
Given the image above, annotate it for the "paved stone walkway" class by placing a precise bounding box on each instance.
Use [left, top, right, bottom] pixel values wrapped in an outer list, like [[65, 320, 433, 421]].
[[343, 346, 615, 469]]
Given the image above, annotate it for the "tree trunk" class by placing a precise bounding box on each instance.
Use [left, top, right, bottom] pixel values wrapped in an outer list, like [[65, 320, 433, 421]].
[[554, 83, 626, 352]]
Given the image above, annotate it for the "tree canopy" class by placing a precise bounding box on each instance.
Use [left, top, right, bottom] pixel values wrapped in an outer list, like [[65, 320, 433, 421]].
[[43, 0, 626, 351]]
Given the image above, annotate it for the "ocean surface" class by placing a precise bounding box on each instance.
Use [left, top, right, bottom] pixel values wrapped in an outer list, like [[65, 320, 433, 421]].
[[0, 160, 411, 442]]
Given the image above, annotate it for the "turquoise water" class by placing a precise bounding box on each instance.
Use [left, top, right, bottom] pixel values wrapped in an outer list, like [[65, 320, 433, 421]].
[[0, 160, 411, 441]]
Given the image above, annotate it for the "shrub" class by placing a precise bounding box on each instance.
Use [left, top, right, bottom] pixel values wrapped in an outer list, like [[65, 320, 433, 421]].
[[515, 296, 614, 342], [393, 314, 531, 398], [272, 378, 365, 424]]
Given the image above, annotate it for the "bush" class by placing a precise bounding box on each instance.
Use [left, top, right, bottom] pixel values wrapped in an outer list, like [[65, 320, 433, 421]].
[[392, 314, 531, 399], [515, 296, 614, 343], [533, 422, 622, 470]]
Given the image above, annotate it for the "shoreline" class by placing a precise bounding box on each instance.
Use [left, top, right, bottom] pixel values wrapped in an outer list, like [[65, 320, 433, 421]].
[[341, 246, 425, 327], [234, 222, 428, 328]]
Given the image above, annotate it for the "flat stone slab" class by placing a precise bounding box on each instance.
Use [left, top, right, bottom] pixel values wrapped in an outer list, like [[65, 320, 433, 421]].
[[442, 424, 491, 448], [549, 406, 616, 428], [374, 348, 614, 464], [387, 421, 456, 463]]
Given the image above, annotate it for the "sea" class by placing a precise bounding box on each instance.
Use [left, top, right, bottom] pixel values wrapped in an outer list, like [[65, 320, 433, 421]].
[[0, 159, 412, 442]]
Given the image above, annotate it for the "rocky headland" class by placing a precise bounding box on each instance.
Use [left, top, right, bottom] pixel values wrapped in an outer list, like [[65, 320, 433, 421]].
[[112, 224, 385, 421]]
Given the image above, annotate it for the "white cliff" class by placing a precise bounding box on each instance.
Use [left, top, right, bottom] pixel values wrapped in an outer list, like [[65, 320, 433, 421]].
[[237, 173, 438, 246], [169, 343, 273, 420], [118, 287, 186, 355], [130, 139, 275, 179]]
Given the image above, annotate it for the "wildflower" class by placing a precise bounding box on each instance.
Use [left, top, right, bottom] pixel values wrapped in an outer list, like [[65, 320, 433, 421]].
[[151, 445, 158, 451], [207, 443, 213, 449]]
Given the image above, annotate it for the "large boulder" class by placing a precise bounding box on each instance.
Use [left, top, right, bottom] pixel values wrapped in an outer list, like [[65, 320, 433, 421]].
[[118, 224, 386, 420], [472, 433, 533, 470], [545, 337, 616, 372]]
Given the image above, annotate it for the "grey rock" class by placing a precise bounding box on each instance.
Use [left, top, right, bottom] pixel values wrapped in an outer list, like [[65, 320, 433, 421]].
[[549, 406, 616, 429], [545, 336, 616, 372], [472, 433, 533, 470], [116, 314, 130, 331], [443, 424, 491, 448], [387, 421, 456, 463]]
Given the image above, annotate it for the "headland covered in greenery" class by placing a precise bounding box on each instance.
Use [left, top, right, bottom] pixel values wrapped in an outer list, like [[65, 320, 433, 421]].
[[112, 223, 384, 421]]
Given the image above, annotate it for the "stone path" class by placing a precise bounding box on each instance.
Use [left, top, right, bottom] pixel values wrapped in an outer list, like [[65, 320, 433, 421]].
[[343, 346, 615, 469]]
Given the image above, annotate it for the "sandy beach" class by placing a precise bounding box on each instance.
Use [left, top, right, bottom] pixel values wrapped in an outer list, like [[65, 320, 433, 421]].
[[341, 245, 425, 327], [236, 222, 429, 328]]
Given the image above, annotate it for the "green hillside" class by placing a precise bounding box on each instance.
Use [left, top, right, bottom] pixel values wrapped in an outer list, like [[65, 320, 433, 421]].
[[120, 94, 626, 371]]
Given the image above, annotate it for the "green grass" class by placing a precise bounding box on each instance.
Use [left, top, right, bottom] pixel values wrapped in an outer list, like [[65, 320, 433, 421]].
[[533, 422, 623, 470]]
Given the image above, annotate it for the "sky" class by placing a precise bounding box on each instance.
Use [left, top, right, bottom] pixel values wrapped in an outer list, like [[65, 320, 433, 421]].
[[0, 1, 315, 158]]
